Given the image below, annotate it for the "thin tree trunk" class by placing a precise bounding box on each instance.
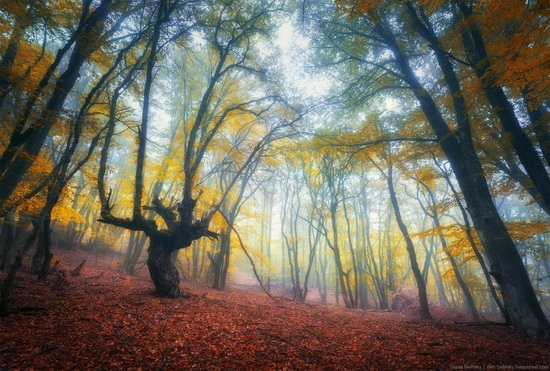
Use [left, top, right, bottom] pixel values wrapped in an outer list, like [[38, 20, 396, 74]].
[[31, 229, 45, 274], [220, 232, 231, 290], [418, 182, 480, 320], [522, 91, 550, 167], [343, 191, 358, 308], [373, 12, 549, 337], [437, 159, 509, 322], [128, 233, 147, 275], [38, 215, 53, 280], [0, 211, 16, 270], [387, 165, 432, 320]]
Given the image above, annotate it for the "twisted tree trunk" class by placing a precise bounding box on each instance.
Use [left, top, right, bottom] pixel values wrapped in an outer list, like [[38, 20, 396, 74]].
[[147, 235, 182, 298]]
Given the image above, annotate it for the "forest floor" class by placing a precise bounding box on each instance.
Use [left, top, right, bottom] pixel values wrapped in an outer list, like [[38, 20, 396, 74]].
[[1, 249, 549, 370]]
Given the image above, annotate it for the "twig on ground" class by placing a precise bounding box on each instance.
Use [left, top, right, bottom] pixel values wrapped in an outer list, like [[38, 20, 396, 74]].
[[71, 260, 87, 277]]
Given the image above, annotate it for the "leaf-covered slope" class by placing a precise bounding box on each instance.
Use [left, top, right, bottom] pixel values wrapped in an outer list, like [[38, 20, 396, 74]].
[[1, 249, 548, 369]]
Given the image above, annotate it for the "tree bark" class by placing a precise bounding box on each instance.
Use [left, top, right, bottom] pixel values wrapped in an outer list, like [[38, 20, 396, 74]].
[[373, 12, 550, 338], [212, 231, 230, 290], [0, 211, 16, 270], [418, 182, 480, 320], [343, 189, 359, 308], [31, 228, 45, 274], [38, 216, 53, 280], [0, 215, 43, 315], [147, 235, 182, 298], [387, 165, 432, 320], [0, 7, 28, 104], [456, 1, 550, 215], [523, 93, 550, 167], [0, 0, 113, 209], [437, 159, 510, 322]]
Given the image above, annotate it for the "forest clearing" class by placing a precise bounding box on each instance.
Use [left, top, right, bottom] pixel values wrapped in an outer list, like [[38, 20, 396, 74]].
[[1, 248, 549, 370]]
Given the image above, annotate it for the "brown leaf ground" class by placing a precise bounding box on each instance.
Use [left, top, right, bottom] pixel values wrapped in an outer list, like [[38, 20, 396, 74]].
[[1, 249, 549, 370]]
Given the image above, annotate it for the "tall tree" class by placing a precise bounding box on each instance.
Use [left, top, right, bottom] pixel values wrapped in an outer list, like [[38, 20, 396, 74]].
[[98, 0, 291, 297], [332, 2, 550, 338], [0, 0, 124, 211]]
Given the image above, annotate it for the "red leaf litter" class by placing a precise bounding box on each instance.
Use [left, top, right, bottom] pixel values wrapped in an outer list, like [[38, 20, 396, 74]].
[[1, 249, 549, 370]]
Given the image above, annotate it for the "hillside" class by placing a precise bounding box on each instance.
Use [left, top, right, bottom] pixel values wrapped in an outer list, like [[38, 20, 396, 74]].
[[1, 249, 549, 370]]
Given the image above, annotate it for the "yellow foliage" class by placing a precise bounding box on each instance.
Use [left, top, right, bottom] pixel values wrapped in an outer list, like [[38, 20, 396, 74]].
[[453, 0, 550, 105], [413, 167, 438, 189], [50, 0, 82, 29], [10, 40, 55, 94], [505, 221, 549, 240], [413, 223, 482, 259], [52, 202, 85, 226]]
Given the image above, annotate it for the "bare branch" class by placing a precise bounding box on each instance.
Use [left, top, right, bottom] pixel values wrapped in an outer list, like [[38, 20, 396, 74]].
[[217, 209, 276, 302]]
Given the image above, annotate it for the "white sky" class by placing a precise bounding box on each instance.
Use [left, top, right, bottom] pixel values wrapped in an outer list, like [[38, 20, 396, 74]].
[[273, 20, 331, 99]]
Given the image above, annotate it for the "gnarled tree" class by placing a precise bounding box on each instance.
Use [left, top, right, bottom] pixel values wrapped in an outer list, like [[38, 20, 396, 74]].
[[98, 0, 288, 297]]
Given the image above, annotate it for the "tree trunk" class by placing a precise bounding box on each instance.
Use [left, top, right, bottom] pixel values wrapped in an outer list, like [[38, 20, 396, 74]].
[[0, 0, 113, 208], [192, 241, 200, 279], [266, 193, 273, 292], [284, 231, 299, 300], [317, 240, 328, 304], [419, 182, 480, 320], [0, 211, 16, 270], [147, 235, 182, 298], [0, 216, 43, 315], [0, 254, 23, 316], [127, 232, 147, 275], [211, 231, 229, 290], [387, 165, 432, 320], [31, 229, 45, 274], [438, 161, 510, 322], [430, 255, 449, 308], [122, 230, 137, 272], [0, 17, 25, 103], [373, 13, 549, 338], [456, 2, 550, 215], [327, 196, 352, 308], [362, 196, 388, 309], [220, 232, 230, 290], [39, 215, 53, 280], [343, 192, 359, 308], [522, 91, 550, 167], [65, 172, 86, 246], [209, 250, 221, 290], [301, 219, 320, 303]]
